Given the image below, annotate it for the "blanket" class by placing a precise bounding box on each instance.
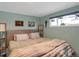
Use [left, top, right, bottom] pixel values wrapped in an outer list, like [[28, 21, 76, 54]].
[[9, 39, 76, 57]]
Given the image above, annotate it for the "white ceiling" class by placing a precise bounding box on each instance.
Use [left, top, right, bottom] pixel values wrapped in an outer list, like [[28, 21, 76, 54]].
[[0, 2, 79, 17]]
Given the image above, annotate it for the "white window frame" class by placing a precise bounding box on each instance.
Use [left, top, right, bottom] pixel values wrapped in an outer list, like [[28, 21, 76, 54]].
[[49, 13, 79, 27]]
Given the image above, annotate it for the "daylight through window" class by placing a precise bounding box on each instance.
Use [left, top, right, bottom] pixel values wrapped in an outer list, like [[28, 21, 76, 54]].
[[50, 13, 79, 27]]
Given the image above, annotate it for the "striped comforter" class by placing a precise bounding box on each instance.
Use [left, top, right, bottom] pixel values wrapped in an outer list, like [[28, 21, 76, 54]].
[[9, 39, 76, 57]]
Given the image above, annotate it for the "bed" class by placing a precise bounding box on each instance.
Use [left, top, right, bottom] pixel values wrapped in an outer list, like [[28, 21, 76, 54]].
[[7, 30, 76, 57], [9, 38, 50, 50]]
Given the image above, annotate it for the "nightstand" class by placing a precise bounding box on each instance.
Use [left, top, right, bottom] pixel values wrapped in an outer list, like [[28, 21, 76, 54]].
[[38, 25, 44, 37], [0, 47, 6, 57]]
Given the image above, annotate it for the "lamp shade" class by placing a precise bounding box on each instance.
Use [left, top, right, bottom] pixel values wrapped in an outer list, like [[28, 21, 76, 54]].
[[0, 24, 5, 32], [38, 25, 43, 31]]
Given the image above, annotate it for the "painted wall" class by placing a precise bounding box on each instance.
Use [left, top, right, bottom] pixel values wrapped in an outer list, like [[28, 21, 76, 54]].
[[0, 11, 40, 30], [40, 5, 79, 56], [0, 5, 79, 56]]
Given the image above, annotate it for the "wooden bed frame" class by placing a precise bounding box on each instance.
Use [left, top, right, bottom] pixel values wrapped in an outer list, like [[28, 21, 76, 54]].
[[7, 30, 37, 41]]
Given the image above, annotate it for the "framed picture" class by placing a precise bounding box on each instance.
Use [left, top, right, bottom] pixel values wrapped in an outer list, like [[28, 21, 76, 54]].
[[15, 21, 24, 26], [28, 21, 35, 27]]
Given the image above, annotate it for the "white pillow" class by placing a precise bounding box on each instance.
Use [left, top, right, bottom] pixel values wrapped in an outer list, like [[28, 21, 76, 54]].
[[14, 34, 29, 41], [30, 32, 40, 39]]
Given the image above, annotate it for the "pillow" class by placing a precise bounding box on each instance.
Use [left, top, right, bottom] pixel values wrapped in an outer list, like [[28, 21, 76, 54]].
[[29, 32, 40, 39], [14, 34, 29, 41]]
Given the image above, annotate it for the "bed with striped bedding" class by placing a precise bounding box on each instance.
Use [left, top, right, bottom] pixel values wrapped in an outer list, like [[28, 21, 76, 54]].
[[9, 39, 76, 57]]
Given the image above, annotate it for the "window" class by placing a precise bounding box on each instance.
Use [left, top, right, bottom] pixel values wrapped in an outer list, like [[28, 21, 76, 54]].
[[50, 18, 58, 27], [50, 13, 79, 27]]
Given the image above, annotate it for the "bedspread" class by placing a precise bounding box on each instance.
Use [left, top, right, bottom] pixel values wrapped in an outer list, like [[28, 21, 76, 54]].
[[9, 39, 76, 57], [9, 38, 50, 50]]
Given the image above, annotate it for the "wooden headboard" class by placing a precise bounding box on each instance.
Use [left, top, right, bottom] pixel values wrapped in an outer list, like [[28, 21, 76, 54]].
[[7, 30, 37, 41]]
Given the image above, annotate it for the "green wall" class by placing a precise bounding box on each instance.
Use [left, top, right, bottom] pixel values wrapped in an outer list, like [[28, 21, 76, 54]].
[[0, 11, 40, 30], [40, 5, 79, 56], [0, 5, 79, 56]]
